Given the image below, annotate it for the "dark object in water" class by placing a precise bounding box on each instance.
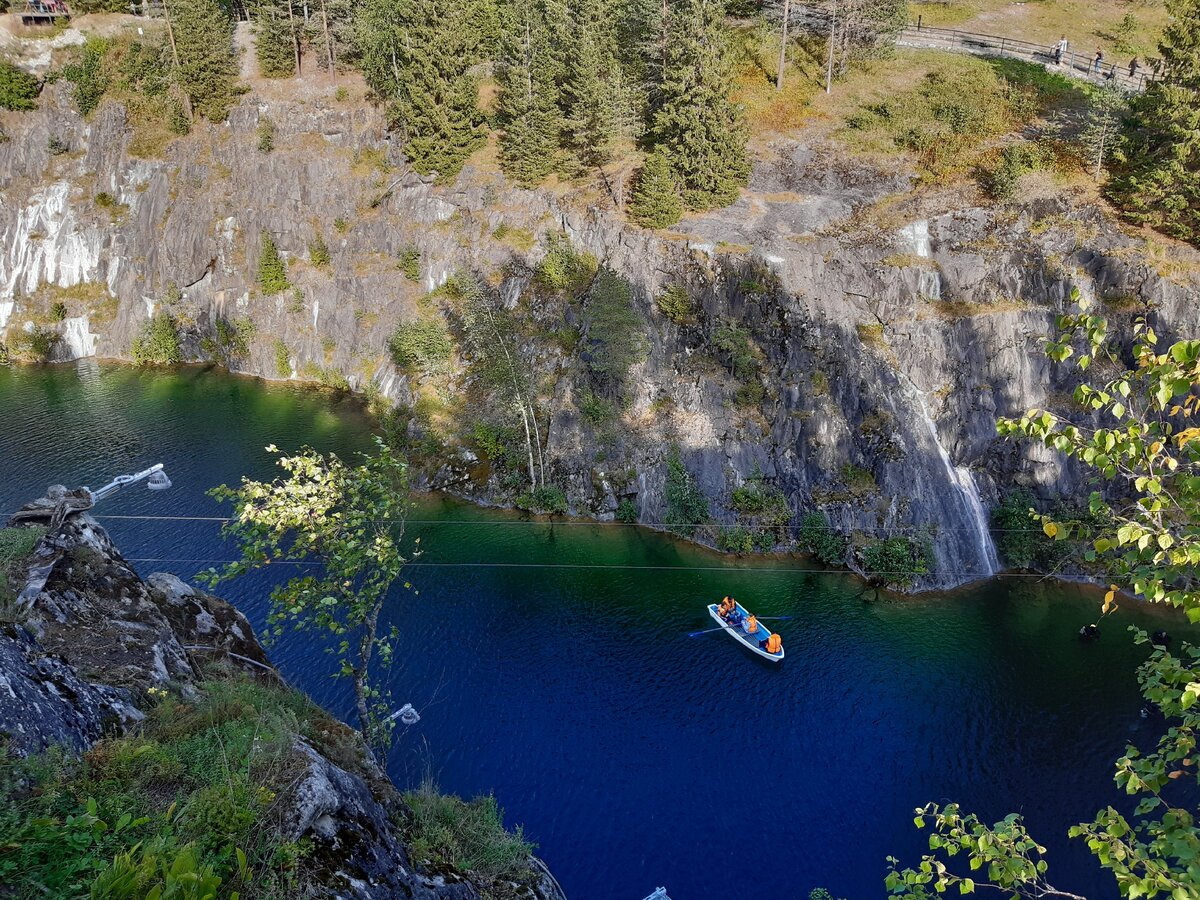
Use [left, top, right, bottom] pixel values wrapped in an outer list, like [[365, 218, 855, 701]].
[[1079, 623, 1100, 642], [1152, 630, 1172, 648]]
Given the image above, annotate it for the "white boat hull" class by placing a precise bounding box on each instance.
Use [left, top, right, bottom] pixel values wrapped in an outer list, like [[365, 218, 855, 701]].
[[707, 602, 785, 662]]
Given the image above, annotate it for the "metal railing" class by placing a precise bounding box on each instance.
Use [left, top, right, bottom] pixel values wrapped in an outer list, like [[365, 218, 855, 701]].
[[17, 0, 71, 24], [899, 22, 1153, 92]]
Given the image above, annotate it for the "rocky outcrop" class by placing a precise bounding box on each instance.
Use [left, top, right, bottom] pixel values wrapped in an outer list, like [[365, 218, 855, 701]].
[[0, 622, 140, 756], [0, 515, 565, 899], [3, 76, 1199, 589]]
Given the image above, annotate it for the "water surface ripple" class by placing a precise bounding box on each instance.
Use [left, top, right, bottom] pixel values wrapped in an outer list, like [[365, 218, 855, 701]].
[[0, 363, 1180, 899]]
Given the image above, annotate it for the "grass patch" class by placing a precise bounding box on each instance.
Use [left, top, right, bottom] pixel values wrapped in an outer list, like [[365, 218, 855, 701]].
[[831, 52, 1081, 180], [402, 777, 535, 885], [0, 675, 372, 898], [0, 526, 46, 616], [492, 223, 536, 253]]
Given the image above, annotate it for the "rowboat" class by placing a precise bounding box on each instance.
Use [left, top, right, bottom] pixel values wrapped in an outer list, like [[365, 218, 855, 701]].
[[707, 601, 785, 662]]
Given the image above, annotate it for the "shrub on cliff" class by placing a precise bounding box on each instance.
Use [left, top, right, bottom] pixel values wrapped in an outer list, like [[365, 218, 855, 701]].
[[628, 150, 683, 229], [0, 60, 39, 111], [656, 283, 693, 324], [256, 232, 291, 295], [61, 37, 110, 116], [798, 512, 846, 566], [131, 314, 182, 365], [858, 533, 933, 589], [534, 232, 597, 294], [389, 318, 453, 376], [664, 447, 709, 537], [8, 327, 57, 364], [308, 234, 331, 269]]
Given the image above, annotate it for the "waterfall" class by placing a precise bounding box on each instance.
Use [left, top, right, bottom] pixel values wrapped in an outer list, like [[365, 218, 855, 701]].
[[906, 379, 1000, 580], [0, 300, 13, 330]]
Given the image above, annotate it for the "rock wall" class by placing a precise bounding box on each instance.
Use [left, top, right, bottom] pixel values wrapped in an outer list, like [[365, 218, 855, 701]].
[[3, 83, 1199, 589], [0, 512, 565, 899]]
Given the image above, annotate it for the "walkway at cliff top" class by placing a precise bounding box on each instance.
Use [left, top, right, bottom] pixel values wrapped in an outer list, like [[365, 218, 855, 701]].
[[897, 22, 1151, 92]]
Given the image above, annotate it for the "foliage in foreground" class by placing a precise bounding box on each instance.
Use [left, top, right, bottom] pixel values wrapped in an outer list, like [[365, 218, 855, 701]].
[[889, 303, 1200, 897], [205, 441, 415, 746], [0, 676, 331, 898]]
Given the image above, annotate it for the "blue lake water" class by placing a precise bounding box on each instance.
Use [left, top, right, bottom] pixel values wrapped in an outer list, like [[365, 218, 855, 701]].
[[0, 361, 1181, 899]]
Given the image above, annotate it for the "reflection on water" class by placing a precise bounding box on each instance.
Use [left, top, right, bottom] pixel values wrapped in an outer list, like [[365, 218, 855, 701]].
[[0, 362, 1183, 899]]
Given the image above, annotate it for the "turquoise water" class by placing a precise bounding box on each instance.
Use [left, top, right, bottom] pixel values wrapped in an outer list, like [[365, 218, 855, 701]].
[[0, 361, 1183, 899]]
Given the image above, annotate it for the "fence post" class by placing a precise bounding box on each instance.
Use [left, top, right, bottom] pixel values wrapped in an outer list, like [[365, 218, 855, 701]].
[[999, 37, 1006, 57], [917, 14, 922, 31]]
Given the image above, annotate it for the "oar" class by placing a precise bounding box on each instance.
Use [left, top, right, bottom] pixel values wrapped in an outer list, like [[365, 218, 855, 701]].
[[687, 615, 793, 638]]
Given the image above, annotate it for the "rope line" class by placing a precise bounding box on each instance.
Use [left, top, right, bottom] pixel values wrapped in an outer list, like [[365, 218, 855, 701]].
[[10, 512, 1082, 534], [118, 556, 1106, 578]]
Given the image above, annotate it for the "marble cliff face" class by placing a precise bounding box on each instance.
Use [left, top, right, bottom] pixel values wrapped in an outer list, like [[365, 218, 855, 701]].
[[3, 82, 1198, 589]]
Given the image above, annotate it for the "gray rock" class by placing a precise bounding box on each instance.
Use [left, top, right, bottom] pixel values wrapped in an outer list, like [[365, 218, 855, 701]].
[[0, 624, 141, 757]]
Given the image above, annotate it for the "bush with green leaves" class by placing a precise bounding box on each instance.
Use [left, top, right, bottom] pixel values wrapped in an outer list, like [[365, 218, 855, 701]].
[[664, 447, 709, 536], [273, 339, 292, 378], [516, 485, 568, 515], [256, 232, 290, 294], [309, 234, 331, 268], [61, 37, 110, 116], [534, 233, 598, 294], [616, 498, 638, 523], [712, 322, 757, 382], [256, 115, 276, 152], [0, 525, 45, 610], [858, 533, 933, 589], [718, 525, 755, 555], [8, 326, 56, 363], [991, 489, 1041, 568], [130, 313, 182, 365], [656, 283, 693, 324], [398, 244, 421, 281], [0, 60, 39, 111], [981, 142, 1048, 200], [798, 512, 846, 566], [388, 319, 453, 375]]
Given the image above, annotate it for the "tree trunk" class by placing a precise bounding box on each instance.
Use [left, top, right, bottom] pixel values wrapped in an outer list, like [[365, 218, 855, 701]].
[[353, 599, 382, 744], [777, 0, 790, 91], [825, 0, 836, 94], [318, 0, 334, 69], [161, 0, 192, 121]]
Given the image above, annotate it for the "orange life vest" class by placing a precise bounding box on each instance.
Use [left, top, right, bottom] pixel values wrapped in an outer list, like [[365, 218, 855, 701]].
[[766, 633, 782, 654], [746, 615, 758, 634]]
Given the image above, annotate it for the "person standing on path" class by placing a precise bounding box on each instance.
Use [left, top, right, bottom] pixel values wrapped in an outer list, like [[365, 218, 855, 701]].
[[1094, 48, 1104, 75], [1130, 57, 1140, 77], [1054, 36, 1067, 65]]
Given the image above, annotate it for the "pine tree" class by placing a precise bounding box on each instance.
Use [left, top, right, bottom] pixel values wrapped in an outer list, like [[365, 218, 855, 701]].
[[649, 0, 749, 210], [252, 0, 297, 78], [171, 0, 240, 121], [257, 232, 291, 294], [560, 0, 622, 170], [1110, 0, 1200, 244], [354, 0, 485, 181], [628, 149, 683, 227], [496, 0, 562, 186]]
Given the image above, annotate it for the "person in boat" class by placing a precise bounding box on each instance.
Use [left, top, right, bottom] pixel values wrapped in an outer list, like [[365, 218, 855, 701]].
[[726, 603, 745, 628], [760, 632, 782, 655], [745, 614, 758, 634], [718, 597, 734, 618]]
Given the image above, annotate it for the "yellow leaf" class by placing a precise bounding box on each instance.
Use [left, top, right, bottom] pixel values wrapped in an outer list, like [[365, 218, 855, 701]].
[[1043, 522, 1059, 539]]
